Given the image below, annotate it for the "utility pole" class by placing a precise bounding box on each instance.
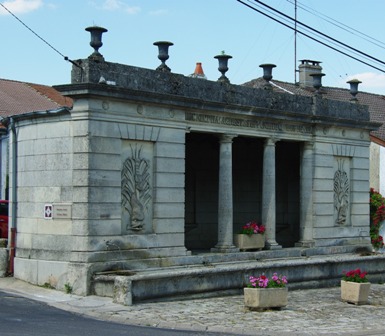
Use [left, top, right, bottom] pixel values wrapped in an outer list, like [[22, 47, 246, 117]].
[[294, 0, 297, 83]]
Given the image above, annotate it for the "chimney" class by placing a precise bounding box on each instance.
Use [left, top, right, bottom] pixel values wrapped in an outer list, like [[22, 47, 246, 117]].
[[298, 60, 322, 87], [189, 62, 207, 79]]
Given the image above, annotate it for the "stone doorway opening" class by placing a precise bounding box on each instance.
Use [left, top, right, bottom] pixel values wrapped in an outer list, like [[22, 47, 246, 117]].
[[185, 133, 219, 250], [275, 141, 300, 247], [184, 133, 300, 251]]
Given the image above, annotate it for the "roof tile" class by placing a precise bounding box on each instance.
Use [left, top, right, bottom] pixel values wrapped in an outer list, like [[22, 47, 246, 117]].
[[0, 79, 73, 118]]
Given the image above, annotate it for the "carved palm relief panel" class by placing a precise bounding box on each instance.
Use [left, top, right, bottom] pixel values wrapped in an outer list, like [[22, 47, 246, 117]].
[[121, 141, 153, 233], [333, 157, 351, 226]]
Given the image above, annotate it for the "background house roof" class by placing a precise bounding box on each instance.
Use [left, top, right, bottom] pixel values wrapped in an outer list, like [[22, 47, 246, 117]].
[[243, 77, 385, 142], [0, 79, 73, 118]]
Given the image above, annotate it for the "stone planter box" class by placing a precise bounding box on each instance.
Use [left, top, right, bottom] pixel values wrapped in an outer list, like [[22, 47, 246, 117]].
[[244, 287, 288, 310], [341, 280, 370, 305], [234, 234, 265, 251]]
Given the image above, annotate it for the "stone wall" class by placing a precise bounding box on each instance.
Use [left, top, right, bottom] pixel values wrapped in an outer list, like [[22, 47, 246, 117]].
[[13, 115, 73, 289], [0, 239, 7, 277], [380, 146, 385, 194], [0, 135, 8, 200], [13, 100, 190, 294], [312, 127, 371, 246], [370, 142, 380, 191]]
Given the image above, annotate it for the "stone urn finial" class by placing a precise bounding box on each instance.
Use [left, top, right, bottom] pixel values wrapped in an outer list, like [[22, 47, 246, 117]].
[[85, 26, 108, 61], [214, 52, 232, 83], [310, 72, 325, 94], [347, 79, 362, 101], [259, 63, 276, 89], [153, 41, 174, 72]]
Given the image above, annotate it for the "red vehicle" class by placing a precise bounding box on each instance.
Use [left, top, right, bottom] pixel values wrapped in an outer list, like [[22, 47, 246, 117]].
[[0, 200, 9, 239]]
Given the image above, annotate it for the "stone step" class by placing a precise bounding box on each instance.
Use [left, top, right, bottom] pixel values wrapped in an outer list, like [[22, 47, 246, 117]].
[[91, 246, 383, 305], [94, 244, 370, 272]]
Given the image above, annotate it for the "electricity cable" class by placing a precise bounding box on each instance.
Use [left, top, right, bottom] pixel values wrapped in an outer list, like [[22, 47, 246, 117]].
[[250, 0, 385, 68], [248, 0, 381, 68], [0, 2, 80, 68], [245, 0, 384, 67], [237, 0, 385, 73], [286, 0, 385, 51]]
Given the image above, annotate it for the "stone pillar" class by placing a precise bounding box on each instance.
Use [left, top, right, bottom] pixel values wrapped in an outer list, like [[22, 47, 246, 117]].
[[296, 142, 315, 247], [0, 239, 7, 277], [262, 138, 281, 249], [212, 134, 239, 253]]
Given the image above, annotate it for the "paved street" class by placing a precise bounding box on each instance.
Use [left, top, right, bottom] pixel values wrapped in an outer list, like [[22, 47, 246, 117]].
[[0, 291, 221, 336], [1, 277, 385, 335]]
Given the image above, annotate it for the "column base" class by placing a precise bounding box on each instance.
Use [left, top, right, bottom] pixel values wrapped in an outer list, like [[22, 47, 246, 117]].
[[211, 245, 240, 253], [295, 240, 315, 248], [265, 240, 282, 250]]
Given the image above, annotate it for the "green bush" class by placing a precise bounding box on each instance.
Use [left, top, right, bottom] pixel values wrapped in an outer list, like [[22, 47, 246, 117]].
[[370, 188, 385, 250]]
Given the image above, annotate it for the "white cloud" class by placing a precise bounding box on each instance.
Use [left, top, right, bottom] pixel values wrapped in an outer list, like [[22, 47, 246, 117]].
[[346, 72, 385, 89], [100, 0, 140, 14], [46, 3, 56, 10], [337, 72, 385, 95], [0, 0, 43, 15], [125, 5, 140, 14], [101, 0, 120, 10], [149, 9, 168, 16]]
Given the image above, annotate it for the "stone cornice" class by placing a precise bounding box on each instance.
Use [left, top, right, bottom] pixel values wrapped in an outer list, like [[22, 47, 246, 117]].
[[53, 58, 380, 131]]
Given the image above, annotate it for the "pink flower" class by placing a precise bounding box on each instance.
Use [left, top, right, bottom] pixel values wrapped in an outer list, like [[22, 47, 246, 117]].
[[241, 221, 265, 235], [247, 273, 288, 288]]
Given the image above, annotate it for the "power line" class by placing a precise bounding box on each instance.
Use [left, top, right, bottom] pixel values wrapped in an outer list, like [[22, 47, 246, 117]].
[[237, 0, 385, 74], [286, 0, 385, 51], [263, 2, 385, 69], [251, 0, 385, 70], [0, 3, 80, 68], [251, 0, 385, 68]]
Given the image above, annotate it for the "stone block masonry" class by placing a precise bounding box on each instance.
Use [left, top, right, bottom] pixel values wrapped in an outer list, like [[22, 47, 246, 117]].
[[10, 48, 380, 296]]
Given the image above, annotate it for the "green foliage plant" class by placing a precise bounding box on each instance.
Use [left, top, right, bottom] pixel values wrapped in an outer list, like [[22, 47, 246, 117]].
[[370, 188, 385, 250], [64, 283, 73, 294]]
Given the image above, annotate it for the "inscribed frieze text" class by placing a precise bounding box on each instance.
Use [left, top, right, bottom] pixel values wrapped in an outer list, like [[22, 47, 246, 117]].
[[186, 112, 312, 134]]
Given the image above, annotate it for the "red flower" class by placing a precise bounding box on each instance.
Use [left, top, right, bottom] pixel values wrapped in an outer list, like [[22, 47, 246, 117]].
[[342, 269, 368, 283], [240, 221, 265, 235]]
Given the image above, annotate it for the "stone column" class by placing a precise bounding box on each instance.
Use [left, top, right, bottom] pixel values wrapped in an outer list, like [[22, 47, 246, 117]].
[[296, 141, 314, 247], [211, 134, 239, 253], [262, 138, 281, 249]]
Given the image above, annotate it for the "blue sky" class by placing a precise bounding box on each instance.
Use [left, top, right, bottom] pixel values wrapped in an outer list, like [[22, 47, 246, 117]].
[[1, 0, 385, 95]]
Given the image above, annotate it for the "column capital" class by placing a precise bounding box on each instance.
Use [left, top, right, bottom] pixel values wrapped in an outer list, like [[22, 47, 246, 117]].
[[219, 133, 237, 143], [303, 141, 315, 150], [264, 137, 279, 146]]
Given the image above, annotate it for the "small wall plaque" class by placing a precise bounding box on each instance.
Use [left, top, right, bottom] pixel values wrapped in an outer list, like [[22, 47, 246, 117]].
[[53, 203, 72, 220]]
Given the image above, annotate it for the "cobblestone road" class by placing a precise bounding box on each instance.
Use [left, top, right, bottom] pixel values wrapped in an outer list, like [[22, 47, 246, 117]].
[[66, 285, 385, 335], [1, 278, 385, 335]]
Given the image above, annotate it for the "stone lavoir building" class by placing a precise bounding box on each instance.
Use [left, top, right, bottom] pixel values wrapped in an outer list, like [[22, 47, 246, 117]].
[[8, 27, 384, 302]]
